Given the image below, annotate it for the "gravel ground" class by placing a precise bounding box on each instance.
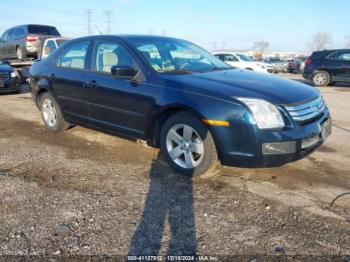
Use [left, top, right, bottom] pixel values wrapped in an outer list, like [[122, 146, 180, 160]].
[[0, 76, 349, 259]]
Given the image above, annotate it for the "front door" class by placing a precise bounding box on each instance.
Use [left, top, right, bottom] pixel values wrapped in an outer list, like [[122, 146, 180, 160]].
[[85, 39, 151, 138]]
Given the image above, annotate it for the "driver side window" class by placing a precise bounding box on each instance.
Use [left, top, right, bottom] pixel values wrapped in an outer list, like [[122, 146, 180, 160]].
[[92, 40, 135, 74]]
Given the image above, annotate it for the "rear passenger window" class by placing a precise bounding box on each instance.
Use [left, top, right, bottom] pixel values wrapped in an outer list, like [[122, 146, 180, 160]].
[[337, 53, 350, 61], [55, 41, 89, 69]]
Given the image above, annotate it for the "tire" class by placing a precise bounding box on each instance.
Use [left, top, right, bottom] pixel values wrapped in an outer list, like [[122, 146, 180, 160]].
[[16, 47, 25, 60], [39, 92, 70, 132], [160, 112, 218, 176], [312, 70, 331, 87]]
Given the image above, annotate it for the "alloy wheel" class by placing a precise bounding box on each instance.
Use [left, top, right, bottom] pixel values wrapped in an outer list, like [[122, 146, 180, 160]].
[[42, 99, 58, 128], [165, 124, 204, 169], [314, 73, 328, 86]]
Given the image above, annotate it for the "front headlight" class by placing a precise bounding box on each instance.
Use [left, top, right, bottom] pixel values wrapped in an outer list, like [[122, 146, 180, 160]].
[[236, 98, 285, 129]]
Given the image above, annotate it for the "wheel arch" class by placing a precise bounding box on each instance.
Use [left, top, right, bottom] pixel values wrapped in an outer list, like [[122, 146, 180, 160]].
[[312, 69, 332, 80], [35, 78, 51, 108], [147, 104, 207, 148]]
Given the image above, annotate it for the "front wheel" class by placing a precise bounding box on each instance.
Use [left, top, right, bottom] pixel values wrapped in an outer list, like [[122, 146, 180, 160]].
[[312, 71, 331, 87], [39, 92, 70, 132], [160, 112, 218, 176]]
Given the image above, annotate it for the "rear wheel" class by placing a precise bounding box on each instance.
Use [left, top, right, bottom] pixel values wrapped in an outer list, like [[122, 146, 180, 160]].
[[312, 70, 331, 87], [160, 112, 218, 176], [39, 92, 70, 132]]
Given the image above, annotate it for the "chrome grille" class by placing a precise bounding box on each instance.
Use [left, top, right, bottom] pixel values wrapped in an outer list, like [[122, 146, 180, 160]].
[[0, 72, 10, 81], [284, 96, 326, 123]]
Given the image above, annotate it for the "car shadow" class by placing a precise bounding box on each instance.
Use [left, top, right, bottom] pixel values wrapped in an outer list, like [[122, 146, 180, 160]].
[[128, 152, 197, 256]]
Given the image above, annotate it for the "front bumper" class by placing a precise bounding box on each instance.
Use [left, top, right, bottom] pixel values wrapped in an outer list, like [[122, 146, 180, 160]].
[[215, 109, 331, 168]]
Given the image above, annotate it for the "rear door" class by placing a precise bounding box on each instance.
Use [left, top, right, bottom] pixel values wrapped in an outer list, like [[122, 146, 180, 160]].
[[6, 29, 17, 58], [333, 51, 350, 81], [49, 40, 91, 123]]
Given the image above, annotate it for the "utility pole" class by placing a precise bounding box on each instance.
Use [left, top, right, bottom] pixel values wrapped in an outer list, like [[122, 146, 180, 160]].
[[212, 41, 217, 51], [104, 10, 112, 34], [222, 41, 226, 50], [85, 9, 92, 35]]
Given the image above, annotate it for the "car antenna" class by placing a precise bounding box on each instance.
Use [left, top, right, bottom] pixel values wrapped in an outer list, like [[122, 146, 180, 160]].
[[95, 25, 103, 35]]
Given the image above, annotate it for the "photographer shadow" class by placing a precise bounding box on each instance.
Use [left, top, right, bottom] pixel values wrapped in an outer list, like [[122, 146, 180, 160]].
[[128, 152, 197, 256]]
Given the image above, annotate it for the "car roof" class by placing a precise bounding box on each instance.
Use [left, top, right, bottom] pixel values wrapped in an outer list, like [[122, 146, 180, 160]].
[[314, 49, 350, 53], [71, 34, 185, 43]]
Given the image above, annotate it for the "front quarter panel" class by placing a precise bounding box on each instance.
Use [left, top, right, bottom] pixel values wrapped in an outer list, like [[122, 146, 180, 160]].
[[147, 80, 258, 160]]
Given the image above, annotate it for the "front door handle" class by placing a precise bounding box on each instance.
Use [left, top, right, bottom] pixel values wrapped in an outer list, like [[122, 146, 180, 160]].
[[49, 74, 56, 80], [85, 80, 97, 88]]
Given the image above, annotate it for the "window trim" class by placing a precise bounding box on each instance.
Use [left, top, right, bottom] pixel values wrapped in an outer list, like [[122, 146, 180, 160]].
[[52, 39, 92, 72], [89, 38, 143, 77]]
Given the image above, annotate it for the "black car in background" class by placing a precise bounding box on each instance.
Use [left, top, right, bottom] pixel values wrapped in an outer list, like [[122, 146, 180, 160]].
[[287, 57, 307, 73], [303, 49, 350, 86], [0, 24, 61, 60], [0, 60, 21, 93]]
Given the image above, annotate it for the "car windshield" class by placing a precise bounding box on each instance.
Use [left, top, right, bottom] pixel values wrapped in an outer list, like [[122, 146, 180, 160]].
[[129, 38, 230, 74], [267, 58, 282, 63], [28, 25, 61, 36], [236, 54, 253, 62]]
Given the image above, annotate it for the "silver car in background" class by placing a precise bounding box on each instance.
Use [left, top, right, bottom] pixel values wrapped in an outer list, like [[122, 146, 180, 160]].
[[0, 24, 61, 60], [263, 57, 288, 73]]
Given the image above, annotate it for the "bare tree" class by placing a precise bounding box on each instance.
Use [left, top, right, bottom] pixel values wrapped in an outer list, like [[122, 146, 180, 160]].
[[308, 32, 332, 51], [252, 41, 269, 60]]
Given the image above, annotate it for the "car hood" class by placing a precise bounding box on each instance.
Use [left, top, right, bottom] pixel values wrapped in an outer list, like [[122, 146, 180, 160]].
[[163, 69, 319, 105], [0, 64, 12, 72]]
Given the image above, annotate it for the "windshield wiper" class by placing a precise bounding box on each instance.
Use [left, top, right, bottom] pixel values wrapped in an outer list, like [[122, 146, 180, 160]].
[[208, 67, 232, 72], [168, 69, 195, 75]]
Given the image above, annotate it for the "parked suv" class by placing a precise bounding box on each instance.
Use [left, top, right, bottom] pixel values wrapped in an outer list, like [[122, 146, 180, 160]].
[[29, 35, 331, 176], [0, 24, 61, 60], [303, 49, 350, 87]]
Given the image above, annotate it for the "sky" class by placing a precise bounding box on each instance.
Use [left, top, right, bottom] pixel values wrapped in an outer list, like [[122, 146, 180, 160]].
[[0, 0, 349, 54]]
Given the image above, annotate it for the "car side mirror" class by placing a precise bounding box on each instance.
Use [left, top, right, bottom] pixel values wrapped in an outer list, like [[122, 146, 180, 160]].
[[111, 65, 138, 79]]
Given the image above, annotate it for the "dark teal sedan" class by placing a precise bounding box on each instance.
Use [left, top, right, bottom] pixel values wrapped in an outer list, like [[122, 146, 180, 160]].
[[29, 35, 332, 176]]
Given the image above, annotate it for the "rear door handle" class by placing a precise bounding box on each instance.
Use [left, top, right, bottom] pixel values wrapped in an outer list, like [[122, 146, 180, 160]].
[[85, 80, 97, 88]]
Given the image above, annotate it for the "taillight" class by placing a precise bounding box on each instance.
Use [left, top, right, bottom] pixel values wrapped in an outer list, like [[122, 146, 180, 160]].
[[26, 36, 39, 42], [304, 59, 312, 65]]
